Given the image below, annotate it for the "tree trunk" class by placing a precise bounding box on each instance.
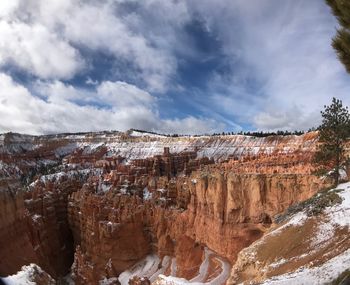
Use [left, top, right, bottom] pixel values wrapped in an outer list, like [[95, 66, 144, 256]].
[[335, 147, 340, 186]]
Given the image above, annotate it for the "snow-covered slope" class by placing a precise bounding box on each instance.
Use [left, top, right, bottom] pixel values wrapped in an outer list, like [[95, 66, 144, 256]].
[[228, 182, 350, 285]]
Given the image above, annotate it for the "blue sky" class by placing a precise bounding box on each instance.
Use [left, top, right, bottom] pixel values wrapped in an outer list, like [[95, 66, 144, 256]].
[[0, 0, 349, 135]]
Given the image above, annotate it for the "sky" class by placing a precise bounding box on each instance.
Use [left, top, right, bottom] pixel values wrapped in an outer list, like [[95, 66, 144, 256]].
[[0, 0, 349, 135]]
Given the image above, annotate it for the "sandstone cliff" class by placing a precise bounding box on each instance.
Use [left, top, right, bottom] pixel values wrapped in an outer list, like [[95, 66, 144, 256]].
[[66, 170, 324, 284], [0, 131, 329, 285]]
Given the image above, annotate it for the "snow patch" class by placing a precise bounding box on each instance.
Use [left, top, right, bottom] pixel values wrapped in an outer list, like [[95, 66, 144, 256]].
[[143, 187, 152, 200], [1, 264, 51, 285], [261, 249, 350, 285]]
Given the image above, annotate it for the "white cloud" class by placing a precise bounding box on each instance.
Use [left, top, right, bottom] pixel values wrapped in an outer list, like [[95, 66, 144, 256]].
[[160, 116, 225, 135], [0, 21, 83, 79], [35, 80, 155, 109], [253, 106, 320, 131], [0, 0, 20, 17], [96, 81, 155, 108], [0, 73, 222, 135], [188, 0, 350, 131], [0, 0, 189, 92], [0, 0, 349, 133]]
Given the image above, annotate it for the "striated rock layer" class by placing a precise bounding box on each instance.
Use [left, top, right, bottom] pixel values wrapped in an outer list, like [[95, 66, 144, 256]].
[[0, 131, 329, 284], [67, 170, 324, 284]]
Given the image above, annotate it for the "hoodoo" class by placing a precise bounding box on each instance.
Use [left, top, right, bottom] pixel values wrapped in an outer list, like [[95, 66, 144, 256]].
[[2, 130, 343, 284]]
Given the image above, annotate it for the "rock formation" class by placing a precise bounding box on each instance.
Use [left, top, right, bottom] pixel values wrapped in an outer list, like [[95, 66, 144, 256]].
[[0, 130, 333, 284]]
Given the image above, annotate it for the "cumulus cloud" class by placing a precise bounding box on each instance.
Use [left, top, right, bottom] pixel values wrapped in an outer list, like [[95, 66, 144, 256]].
[[96, 81, 155, 108], [35, 80, 155, 109], [0, 0, 349, 134], [0, 73, 222, 135], [0, 21, 83, 79], [0, 0, 187, 92]]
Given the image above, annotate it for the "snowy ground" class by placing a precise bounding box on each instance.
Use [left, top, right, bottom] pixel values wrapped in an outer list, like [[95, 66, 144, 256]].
[[235, 182, 350, 285], [261, 249, 350, 285]]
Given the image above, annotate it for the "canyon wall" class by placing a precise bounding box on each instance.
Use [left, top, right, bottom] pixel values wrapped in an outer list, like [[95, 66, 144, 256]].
[[0, 176, 83, 278], [0, 131, 327, 284], [67, 170, 324, 284], [0, 179, 40, 276]]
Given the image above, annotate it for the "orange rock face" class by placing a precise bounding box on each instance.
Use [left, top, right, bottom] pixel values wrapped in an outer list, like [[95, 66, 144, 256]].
[[0, 131, 328, 284], [0, 177, 81, 278], [0, 179, 40, 276], [66, 171, 324, 284]]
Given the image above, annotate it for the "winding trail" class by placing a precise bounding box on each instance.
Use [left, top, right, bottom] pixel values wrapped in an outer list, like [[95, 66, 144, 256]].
[[118, 248, 231, 285]]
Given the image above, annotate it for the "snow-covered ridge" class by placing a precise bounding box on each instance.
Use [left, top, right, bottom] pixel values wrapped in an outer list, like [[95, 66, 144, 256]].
[[0, 131, 318, 162]]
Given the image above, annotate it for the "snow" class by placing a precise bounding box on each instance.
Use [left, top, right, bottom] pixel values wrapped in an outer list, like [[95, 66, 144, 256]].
[[157, 260, 231, 285], [54, 143, 78, 157], [81, 143, 105, 155], [0, 132, 315, 165], [143, 187, 152, 200], [129, 130, 166, 138], [71, 132, 314, 162], [98, 178, 111, 193], [170, 258, 177, 276], [241, 182, 350, 285], [118, 255, 163, 285], [269, 258, 287, 269], [31, 214, 42, 222], [269, 211, 308, 237], [309, 182, 350, 249], [149, 256, 172, 281], [190, 248, 210, 282], [153, 248, 231, 285], [29, 168, 102, 187], [339, 169, 348, 180], [310, 221, 334, 248], [325, 182, 350, 227], [261, 249, 350, 285], [2, 264, 47, 285], [116, 247, 230, 285], [210, 256, 231, 285], [323, 168, 348, 181]]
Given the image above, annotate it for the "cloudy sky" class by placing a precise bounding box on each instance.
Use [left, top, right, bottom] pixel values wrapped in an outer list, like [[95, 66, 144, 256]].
[[0, 0, 348, 135]]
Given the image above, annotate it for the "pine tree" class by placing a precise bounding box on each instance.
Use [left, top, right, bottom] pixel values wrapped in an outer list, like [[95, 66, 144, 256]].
[[314, 97, 350, 185], [325, 0, 350, 73]]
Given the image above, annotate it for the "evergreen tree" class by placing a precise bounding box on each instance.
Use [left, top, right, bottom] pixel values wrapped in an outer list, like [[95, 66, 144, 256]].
[[314, 97, 350, 185], [325, 0, 350, 73]]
